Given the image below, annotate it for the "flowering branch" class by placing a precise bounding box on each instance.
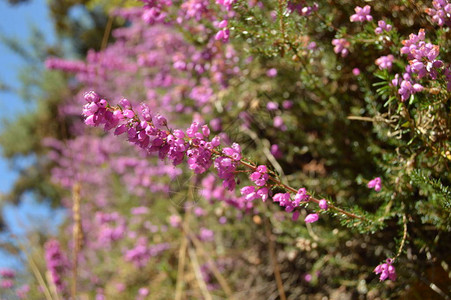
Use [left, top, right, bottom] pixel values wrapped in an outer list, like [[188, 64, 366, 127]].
[[82, 91, 370, 225]]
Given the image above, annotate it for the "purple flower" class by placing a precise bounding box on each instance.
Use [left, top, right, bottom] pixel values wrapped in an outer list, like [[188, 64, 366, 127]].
[[131, 206, 149, 215], [350, 5, 373, 22], [139, 287, 149, 296], [266, 68, 278, 77], [374, 258, 397, 281], [282, 100, 293, 109], [194, 207, 206, 216], [216, 0, 235, 11], [332, 38, 350, 57], [425, 0, 451, 27], [287, 1, 319, 16], [319, 199, 328, 210], [375, 55, 395, 70], [44, 239, 69, 292], [367, 177, 382, 192], [375, 20, 392, 34], [305, 213, 319, 223], [270, 144, 283, 159], [125, 238, 170, 268], [1, 279, 14, 289], [0, 268, 15, 279], [16, 284, 30, 299], [215, 28, 230, 42], [273, 116, 287, 131], [199, 227, 215, 242], [266, 101, 279, 110], [169, 215, 182, 228]]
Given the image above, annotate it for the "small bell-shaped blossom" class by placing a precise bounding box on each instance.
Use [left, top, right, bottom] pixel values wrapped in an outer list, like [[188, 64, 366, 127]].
[[367, 177, 382, 192], [374, 258, 397, 281]]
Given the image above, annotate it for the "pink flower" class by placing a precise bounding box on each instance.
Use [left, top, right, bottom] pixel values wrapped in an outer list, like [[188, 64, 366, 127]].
[[0, 279, 14, 289], [367, 177, 382, 192], [332, 38, 350, 57], [305, 213, 319, 223], [374, 258, 397, 281], [267, 68, 278, 77], [375, 55, 395, 70], [375, 20, 392, 34], [319, 199, 328, 210], [350, 5, 373, 22], [169, 215, 182, 227], [270, 144, 283, 159]]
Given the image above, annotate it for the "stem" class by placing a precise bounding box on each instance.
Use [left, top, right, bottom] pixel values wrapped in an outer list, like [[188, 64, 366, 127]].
[[394, 213, 408, 261], [278, 0, 286, 42], [71, 182, 83, 300], [182, 224, 235, 299], [26, 251, 54, 300], [264, 218, 287, 300], [188, 248, 213, 300], [174, 220, 188, 300]]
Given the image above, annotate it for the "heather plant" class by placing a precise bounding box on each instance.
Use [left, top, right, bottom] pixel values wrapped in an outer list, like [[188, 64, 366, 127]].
[[1, 0, 451, 299]]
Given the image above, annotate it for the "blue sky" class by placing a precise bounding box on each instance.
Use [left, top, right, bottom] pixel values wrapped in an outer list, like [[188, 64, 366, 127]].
[[0, 0, 64, 269], [0, 0, 54, 192]]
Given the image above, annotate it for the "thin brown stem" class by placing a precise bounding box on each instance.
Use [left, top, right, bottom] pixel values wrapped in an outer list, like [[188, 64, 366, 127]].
[[182, 224, 235, 299], [264, 218, 286, 300], [26, 250, 54, 300], [394, 213, 408, 261], [188, 248, 213, 300], [71, 182, 83, 300], [278, 0, 286, 41], [101, 13, 114, 51], [174, 211, 190, 300]]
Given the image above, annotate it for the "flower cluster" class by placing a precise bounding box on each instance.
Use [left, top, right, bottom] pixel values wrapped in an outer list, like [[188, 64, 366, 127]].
[[273, 188, 312, 221], [216, 0, 235, 11], [215, 19, 230, 42], [401, 29, 444, 80], [287, 1, 319, 17], [425, 0, 451, 27], [44, 239, 70, 292], [392, 29, 449, 100], [140, 0, 172, 24], [375, 55, 395, 70], [350, 5, 372, 22], [375, 20, 392, 35], [374, 258, 397, 281], [95, 212, 127, 246], [0, 268, 15, 289], [0, 274, 29, 300], [124, 237, 170, 268], [367, 177, 382, 192], [202, 174, 254, 213], [199, 227, 215, 242], [45, 57, 87, 73], [332, 38, 350, 57]]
